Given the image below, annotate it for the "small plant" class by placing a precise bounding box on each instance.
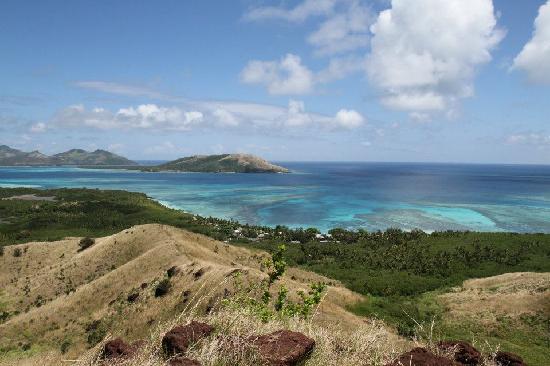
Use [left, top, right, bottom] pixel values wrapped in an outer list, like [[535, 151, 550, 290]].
[[224, 244, 326, 322], [85, 319, 107, 346], [155, 278, 171, 297], [60, 339, 71, 354], [13, 247, 22, 257], [0, 246, 4, 256], [78, 237, 95, 251]]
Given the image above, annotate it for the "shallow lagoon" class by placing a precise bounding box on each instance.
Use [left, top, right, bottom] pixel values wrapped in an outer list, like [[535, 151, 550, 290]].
[[2, 162, 550, 232]]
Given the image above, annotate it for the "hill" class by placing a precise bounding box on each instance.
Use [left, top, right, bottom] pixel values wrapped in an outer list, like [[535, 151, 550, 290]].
[[0, 146, 137, 166], [147, 154, 289, 173], [0, 146, 52, 166], [52, 148, 136, 166], [0, 224, 403, 365]]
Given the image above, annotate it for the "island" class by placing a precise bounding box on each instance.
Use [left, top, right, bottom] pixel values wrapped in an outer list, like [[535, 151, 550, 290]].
[[0, 145, 137, 166], [141, 154, 289, 173]]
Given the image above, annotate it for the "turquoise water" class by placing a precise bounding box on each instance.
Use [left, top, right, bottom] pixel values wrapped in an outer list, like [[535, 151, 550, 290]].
[[2, 162, 550, 233]]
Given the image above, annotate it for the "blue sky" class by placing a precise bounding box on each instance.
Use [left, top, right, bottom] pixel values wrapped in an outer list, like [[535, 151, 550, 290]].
[[1, 0, 550, 163]]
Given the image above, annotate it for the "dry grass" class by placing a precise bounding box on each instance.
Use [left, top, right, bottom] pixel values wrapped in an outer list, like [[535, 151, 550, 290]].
[[439, 272, 550, 324], [75, 302, 402, 366], [0, 224, 406, 365]]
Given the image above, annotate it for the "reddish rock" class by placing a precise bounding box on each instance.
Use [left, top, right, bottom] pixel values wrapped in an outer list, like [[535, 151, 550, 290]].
[[102, 338, 135, 360], [249, 330, 315, 366], [168, 357, 202, 366], [386, 347, 459, 366], [495, 351, 525, 366], [438, 341, 481, 365], [162, 321, 214, 356]]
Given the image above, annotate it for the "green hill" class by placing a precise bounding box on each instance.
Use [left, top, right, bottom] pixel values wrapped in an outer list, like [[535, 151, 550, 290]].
[[148, 154, 289, 173]]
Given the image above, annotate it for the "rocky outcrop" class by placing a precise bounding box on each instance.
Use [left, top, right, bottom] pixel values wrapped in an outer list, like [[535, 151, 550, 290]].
[[438, 341, 481, 365], [102, 338, 141, 360], [248, 330, 315, 366], [162, 321, 214, 356], [386, 347, 458, 366]]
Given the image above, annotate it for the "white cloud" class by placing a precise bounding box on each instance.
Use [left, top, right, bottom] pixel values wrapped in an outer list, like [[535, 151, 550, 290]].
[[512, 1, 550, 84], [52, 100, 364, 133], [316, 55, 365, 83], [75, 81, 169, 99], [366, 0, 504, 114], [240, 54, 314, 95], [244, 0, 337, 23], [506, 133, 550, 147], [54, 104, 204, 131], [307, 1, 372, 56], [334, 109, 364, 128], [30, 122, 47, 133]]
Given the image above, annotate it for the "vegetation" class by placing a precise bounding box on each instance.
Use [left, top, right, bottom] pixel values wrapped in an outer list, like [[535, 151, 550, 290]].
[[1, 187, 548, 363], [142, 153, 289, 173], [0, 145, 137, 166], [224, 244, 327, 322], [78, 237, 95, 251]]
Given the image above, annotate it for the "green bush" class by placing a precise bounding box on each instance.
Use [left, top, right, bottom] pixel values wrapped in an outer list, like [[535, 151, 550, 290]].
[[78, 237, 95, 251], [155, 278, 171, 297]]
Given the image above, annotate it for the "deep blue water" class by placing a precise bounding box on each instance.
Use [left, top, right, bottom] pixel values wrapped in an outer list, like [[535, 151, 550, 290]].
[[2, 162, 550, 233]]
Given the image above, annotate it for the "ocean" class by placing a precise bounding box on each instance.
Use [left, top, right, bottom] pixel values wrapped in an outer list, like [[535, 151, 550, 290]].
[[1, 162, 550, 233]]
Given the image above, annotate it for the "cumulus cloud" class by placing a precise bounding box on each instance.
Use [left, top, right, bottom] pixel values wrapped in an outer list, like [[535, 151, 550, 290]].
[[240, 54, 314, 95], [334, 109, 364, 128], [51, 100, 364, 133], [366, 0, 504, 114], [307, 1, 372, 56], [53, 104, 204, 131], [244, 0, 337, 23], [512, 0, 550, 84]]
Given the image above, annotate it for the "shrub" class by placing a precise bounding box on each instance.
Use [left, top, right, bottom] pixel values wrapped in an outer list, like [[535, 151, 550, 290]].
[[155, 278, 171, 297], [78, 237, 95, 251], [0, 246, 4, 256], [85, 320, 107, 346], [60, 339, 71, 354], [13, 247, 22, 257]]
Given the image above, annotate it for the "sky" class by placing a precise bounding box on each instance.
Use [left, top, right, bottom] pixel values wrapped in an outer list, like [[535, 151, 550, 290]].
[[1, 0, 550, 164]]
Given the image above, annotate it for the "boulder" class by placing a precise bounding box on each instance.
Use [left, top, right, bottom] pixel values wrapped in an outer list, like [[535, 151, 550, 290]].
[[162, 321, 214, 356], [386, 347, 459, 366], [102, 338, 136, 360], [249, 330, 315, 366], [167, 357, 202, 366], [495, 351, 525, 366], [438, 341, 481, 365]]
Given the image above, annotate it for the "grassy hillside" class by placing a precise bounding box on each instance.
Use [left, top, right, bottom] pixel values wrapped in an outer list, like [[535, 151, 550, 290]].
[[0, 224, 400, 365], [1, 187, 548, 364]]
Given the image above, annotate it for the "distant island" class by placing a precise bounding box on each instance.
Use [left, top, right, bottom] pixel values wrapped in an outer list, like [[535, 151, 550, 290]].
[[142, 154, 289, 173], [0, 145, 137, 166]]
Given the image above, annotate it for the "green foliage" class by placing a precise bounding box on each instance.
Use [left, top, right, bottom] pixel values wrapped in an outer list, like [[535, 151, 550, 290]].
[[85, 320, 107, 347], [60, 339, 71, 354], [12, 248, 21, 257], [224, 245, 326, 322], [78, 237, 95, 251], [155, 278, 171, 297]]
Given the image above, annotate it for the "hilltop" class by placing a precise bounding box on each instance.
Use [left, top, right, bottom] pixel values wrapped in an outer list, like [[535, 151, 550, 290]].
[[145, 154, 289, 173], [0, 145, 137, 166]]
